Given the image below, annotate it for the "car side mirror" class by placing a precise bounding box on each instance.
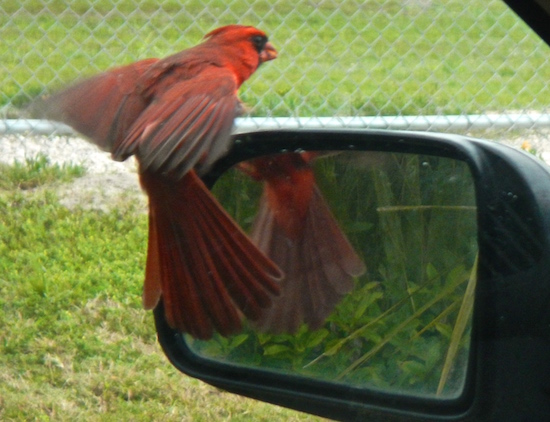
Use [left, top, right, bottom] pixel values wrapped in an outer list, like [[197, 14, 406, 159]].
[[154, 129, 550, 421]]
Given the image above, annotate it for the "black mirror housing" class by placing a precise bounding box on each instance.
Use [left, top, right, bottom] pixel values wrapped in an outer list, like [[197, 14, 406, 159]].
[[154, 129, 550, 421]]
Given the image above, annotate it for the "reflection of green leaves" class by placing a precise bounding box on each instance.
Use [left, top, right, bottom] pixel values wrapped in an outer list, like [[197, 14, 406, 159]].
[[337, 263, 469, 380], [328, 281, 382, 330], [206, 333, 249, 356], [426, 263, 440, 283], [263, 343, 292, 356], [257, 326, 330, 368]]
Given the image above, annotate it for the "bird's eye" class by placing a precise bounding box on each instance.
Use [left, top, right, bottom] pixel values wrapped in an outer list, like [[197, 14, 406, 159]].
[[251, 35, 267, 53]]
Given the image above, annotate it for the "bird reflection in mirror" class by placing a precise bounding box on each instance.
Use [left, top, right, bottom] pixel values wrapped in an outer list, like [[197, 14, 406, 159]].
[[239, 152, 367, 333]]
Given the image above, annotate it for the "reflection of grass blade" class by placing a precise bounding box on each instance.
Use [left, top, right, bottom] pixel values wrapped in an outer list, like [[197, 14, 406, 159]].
[[437, 253, 478, 395], [412, 300, 460, 340], [304, 295, 409, 368], [336, 270, 468, 380], [373, 165, 417, 313]]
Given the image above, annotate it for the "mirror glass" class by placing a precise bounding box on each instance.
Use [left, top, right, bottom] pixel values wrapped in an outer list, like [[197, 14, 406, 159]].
[[186, 149, 477, 399]]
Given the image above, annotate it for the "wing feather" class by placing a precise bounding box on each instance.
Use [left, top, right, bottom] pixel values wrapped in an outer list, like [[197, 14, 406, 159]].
[[114, 67, 239, 176]]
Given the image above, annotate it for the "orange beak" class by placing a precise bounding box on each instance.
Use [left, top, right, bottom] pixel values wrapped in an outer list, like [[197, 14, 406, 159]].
[[260, 42, 278, 63]]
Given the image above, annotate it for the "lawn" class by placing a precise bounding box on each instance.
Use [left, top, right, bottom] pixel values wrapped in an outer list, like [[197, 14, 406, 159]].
[[1, 0, 549, 119]]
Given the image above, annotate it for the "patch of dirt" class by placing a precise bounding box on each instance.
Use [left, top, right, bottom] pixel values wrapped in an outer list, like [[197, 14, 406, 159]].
[[0, 134, 146, 211]]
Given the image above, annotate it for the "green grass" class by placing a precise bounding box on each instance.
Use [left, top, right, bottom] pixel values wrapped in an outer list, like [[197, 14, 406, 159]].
[[0, 158, 323, 421], [1, 0, 549, 118], [0, 153, 85, 190]]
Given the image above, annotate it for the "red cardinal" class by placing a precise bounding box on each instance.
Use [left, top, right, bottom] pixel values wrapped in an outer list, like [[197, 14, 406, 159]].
[[31, 25, 281, 339], [239, 152, 366, 333]]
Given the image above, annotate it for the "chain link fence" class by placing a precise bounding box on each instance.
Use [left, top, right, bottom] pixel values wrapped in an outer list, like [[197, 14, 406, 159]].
[[1, 0, 550, 146]]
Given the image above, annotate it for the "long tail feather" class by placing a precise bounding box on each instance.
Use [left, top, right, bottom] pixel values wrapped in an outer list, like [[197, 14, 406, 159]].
[[140, 170, 281, 339]]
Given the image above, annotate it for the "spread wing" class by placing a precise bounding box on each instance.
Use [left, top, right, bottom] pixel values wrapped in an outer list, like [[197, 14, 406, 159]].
[[113, 67, 240, 178]]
